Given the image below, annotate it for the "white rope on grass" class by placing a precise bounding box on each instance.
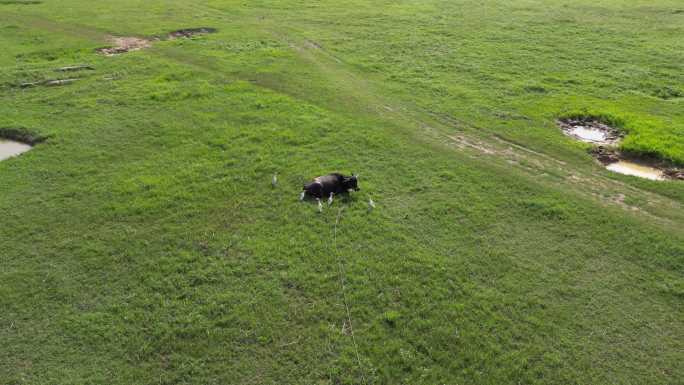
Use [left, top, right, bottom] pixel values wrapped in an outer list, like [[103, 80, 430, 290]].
[[332, 206, 367, 384]]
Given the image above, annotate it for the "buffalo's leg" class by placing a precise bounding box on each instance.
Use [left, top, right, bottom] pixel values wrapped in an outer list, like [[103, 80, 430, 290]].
[[299, 190, 306, 201], [328, 192, 334, 206], [316, 198, 323, 212]]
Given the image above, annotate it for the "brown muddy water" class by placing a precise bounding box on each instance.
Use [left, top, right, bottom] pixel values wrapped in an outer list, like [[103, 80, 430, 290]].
[[0, 139, 31, 161], [605, 160, 666, 181]]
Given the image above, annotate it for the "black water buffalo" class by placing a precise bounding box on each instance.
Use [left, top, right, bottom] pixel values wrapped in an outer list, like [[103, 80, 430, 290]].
[[300, 173, 359, 205]]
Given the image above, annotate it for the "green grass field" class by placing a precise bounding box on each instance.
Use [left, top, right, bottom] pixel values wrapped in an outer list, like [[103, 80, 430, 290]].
[[1, 1, 683, 384]]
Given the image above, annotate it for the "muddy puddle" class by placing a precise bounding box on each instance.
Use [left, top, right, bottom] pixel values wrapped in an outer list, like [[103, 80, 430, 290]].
[[558, 118, 621, 145], [593, 147, 684, 181], [605, 161, 665, 181], [0, 139, 31, 161], [560, 118, 682, 181]]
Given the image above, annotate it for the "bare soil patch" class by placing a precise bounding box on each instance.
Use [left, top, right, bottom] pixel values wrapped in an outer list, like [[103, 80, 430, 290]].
[[97, 36, 153, 56], [97, 28, 216, 56], [558, 118, 622, 145]]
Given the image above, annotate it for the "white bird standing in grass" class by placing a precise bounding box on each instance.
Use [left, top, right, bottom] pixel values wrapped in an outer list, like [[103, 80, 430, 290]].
[[271, 172, 278, 188], [317, 198, 323, 212], [368, 197, 376, 211]]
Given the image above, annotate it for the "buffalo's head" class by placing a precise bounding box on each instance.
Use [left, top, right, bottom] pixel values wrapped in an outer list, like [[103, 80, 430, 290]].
[[343, 174, 360, 191]]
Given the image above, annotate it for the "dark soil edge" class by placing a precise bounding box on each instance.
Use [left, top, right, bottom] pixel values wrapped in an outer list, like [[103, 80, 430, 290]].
[[0, 127, 47, 145], [165, 27, 218, 40], [557, 112, 626, 132]]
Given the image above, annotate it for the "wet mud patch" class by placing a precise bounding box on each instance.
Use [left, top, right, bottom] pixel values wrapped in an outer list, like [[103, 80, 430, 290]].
[[167, 27, 217, 39], [97, 36, 153, 56], [558, 117, 622, 145]]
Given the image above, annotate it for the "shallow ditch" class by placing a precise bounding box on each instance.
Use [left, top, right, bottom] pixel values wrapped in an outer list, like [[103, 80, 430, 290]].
[[559, 117, 683, 181]]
